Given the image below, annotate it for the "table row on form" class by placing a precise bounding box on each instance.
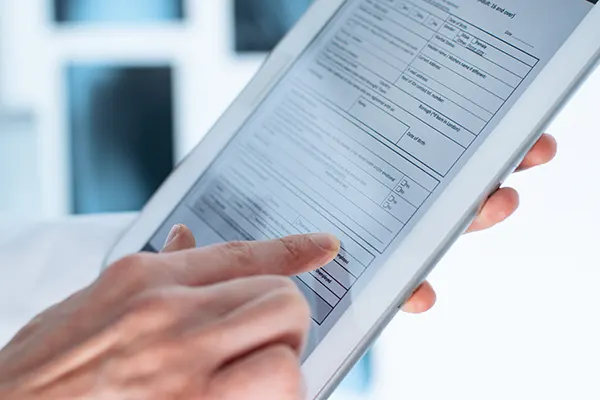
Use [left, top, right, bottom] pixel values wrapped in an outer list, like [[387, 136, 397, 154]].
[[301, 0, 537, 176]]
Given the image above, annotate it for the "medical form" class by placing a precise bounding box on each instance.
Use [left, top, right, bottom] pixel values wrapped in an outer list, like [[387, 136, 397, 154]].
[[147, 0, 594, 354]]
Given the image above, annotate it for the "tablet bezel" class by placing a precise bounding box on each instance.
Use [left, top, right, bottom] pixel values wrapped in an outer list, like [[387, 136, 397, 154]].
[[104, 1, 600, 398]]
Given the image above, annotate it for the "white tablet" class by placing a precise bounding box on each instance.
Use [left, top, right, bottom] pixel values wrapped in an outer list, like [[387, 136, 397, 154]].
[[105, 0, 600, 397]]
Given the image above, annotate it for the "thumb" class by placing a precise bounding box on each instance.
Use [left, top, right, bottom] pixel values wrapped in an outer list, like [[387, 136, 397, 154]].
[[161, 224, 197, 253]]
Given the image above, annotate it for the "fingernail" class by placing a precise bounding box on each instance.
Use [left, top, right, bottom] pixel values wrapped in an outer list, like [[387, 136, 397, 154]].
[[164, 224, 181, 246], [308, 233, 340, 252]]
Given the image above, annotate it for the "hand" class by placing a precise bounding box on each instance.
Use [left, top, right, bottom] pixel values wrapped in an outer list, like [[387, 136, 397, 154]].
[[402, 133, 558, 313], [0, 232, 340, 399]]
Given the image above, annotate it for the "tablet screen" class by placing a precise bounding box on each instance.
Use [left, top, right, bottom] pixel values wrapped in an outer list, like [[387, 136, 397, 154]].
[[144, 0, 594, 357]]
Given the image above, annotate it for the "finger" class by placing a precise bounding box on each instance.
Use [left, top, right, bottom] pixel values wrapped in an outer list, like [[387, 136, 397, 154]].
[[105, 277, 300, 350], [516, 134, 557, 172], [206, 344, 303, 400], [161, 224, 197, 253], [195, 285, 310, 368], [466, 187, 519, 233], [401, 281, 436, 314], [159, 233, 340, 287], [190, 276, 301, 321]]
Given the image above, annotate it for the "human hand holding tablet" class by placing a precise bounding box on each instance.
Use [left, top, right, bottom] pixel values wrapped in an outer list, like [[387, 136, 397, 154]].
[[104, 0, 600, 397]]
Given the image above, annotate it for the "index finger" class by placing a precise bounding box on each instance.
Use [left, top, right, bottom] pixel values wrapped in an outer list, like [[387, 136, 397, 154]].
[[157, 233, 340, 287]]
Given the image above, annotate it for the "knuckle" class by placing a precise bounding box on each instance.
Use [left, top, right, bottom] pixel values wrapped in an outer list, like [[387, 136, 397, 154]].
[[259, 275, 298, 292], [270, 344, 299, 364], [221, 241, 255, 265], [268, 346, 303, 392], [103, 254, 150, 285], [131, 289, 175, 314], [274, 286, 310, 321], [121, 289, 182, 329], [278, 237, 303, 264]]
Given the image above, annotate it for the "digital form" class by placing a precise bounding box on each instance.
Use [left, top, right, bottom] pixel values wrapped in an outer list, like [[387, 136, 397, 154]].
[[148, 0, 594, 352]]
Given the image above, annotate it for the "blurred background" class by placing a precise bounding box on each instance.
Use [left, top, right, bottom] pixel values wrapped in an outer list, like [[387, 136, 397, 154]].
[[1, 1, 599, 399], [0, 0, 314, 218]]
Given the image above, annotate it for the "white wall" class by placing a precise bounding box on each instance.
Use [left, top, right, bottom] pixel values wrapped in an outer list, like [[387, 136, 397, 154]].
[[373, 66, 600, 399], [0, 117, 41, 216]]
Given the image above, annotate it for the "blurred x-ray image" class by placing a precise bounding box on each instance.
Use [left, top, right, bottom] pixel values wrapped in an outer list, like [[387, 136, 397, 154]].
[[54, 0, 185, 24], [67, 65, 175, 214], [234, 0, 313, 52]]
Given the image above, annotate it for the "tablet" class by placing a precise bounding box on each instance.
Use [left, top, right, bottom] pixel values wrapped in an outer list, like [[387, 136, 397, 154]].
[[105, 0, 600, 398]]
